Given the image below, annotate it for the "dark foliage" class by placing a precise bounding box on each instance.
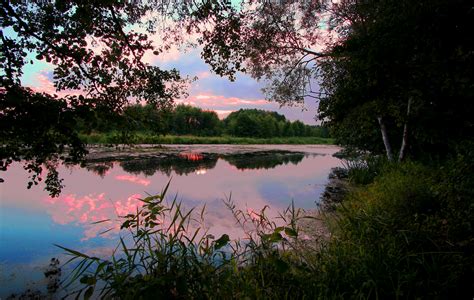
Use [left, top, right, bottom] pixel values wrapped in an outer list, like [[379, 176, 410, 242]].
[[318, 0, 474, 159], [78, 105, 328, 139], [1, 1, 186, 195]]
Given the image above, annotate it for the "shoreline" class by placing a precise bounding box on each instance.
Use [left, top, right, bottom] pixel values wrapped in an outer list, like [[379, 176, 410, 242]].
[[83, 144, 341, 161], [298, 167, 350, 245]]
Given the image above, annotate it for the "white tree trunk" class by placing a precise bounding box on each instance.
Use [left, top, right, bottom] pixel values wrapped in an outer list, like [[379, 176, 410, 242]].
[[398, 98, 412, 162], [378, 116, 394, 161]]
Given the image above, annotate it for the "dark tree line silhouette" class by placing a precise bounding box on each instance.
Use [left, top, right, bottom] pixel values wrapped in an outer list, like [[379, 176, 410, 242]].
[[77, 104, 329, 138]]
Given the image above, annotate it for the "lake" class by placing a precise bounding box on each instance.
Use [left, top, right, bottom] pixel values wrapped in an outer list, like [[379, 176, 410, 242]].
[[0, 144, 341, 297]]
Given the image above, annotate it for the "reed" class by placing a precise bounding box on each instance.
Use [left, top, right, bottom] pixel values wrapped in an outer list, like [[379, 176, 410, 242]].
[[59, 152, 474, 299]]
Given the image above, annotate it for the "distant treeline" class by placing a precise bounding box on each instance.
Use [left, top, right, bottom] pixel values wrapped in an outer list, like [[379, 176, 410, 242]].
[[77, 104, 329, 138]]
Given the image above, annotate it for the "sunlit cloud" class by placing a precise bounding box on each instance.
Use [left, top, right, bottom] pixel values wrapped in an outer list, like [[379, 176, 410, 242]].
[[29, 71, 56, 94], [178, 93, 269, 108], [113, 193, 143, 217], [246, 208, 261, 222], [143, 46, 182, 64], [196, 71, 211, 79], [196, 94, 212, 100], [26, 70, 84, 97], [115, 175, 151, 186], [214, 109, 234, 119], [45, 193, 106, 225]]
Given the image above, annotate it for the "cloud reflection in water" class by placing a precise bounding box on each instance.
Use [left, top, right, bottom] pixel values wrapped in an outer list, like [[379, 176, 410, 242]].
[[45, 193, 143, 240]]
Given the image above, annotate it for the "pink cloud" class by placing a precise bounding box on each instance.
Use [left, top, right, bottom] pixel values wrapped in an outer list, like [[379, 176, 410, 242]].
[[196, 71, 211, 79], [178, 92, 270, 109], [30, 72, 56, 94], [247, 208, 262, 222], [141, 26, 199, 65], [44, 193, 144, 240], [46, 193, 110, 225], [27, 71, 84, 97], [142, 46, 181, 64], [114, 193, 144, 217], [214, 109, 234, 119], [115, 175, 151, 186], [196, 94, 212, 100]]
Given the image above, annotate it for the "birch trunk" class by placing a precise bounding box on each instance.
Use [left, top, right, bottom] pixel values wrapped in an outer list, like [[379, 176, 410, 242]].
[[398, 98, 412, 162], [377, 116, 394, 161]]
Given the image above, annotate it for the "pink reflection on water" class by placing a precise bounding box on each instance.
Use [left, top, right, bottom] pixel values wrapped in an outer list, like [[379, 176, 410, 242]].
[[179, 152, 204, 161], [115, 175, 151, 186], [44, 193, 144, 240], [3, 145, 343, 243], [114, 193, 143, 216]]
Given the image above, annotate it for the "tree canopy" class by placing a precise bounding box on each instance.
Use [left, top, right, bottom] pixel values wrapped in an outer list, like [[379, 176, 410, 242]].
[[1, 0, 473, 193], [1, 0, 187, 193], [190, 0, 474, 159], [317, 0, 474, 159]]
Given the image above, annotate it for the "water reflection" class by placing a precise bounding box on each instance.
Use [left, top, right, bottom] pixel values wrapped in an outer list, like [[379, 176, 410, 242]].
[[224, 152, 305, 170], [45, 192, 142, 240], [83, 162, 114, 178], [0, 145, 341, 297], [120, 155, 218, 176], [83, 150, 306, 177]]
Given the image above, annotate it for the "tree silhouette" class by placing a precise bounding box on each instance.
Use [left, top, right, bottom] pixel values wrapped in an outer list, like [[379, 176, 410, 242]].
[[189, 0, 474, 159], [1, 1, 187, 195]]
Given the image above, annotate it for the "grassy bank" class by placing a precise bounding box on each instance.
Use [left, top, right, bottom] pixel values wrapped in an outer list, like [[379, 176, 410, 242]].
[[79, 132, 335, 145], [60, 151, 473, 299], [313, 154, 474, 298]]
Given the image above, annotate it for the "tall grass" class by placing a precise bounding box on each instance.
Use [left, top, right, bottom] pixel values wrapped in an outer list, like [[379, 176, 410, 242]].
[[342, 155, 388, 185], [59, 153, 474, 299], [316, 156, 474, 299], [57, 181, 314, 299]]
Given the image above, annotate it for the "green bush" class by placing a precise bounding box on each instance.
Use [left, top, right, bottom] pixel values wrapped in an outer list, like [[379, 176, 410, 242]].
[[315, 159, 474, 298], [343, 155, 388, 185]]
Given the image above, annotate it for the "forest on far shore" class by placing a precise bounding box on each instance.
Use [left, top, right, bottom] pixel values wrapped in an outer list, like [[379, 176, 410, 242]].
[[77, 104, 329, 138]]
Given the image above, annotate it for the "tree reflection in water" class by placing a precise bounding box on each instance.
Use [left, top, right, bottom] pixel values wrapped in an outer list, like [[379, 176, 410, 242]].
[[224, 151, 305, 170], [83, 161, 114, 178], [120, 155, 219, 176], [83, 151, 309, 177]]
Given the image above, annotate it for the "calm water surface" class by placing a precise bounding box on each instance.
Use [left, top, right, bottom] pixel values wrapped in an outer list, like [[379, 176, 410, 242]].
[[0, 145, 341, 296]]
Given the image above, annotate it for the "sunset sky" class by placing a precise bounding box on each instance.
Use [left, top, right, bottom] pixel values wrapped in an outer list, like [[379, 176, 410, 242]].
[[20, 45, 319, 124]]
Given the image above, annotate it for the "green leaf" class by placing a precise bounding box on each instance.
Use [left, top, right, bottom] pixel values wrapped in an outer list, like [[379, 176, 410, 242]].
[[274, 258, 290, 273], [94, 261, 109, 276], [80, 275, 96, 285], [274, 226, 285, 233], [214, 234, 230, 250], [141, 195, 162, 203], [90, 219, 110, 225], [121, 220, 131, 229], [55, 244, 91, 259], [284, 227, 298, 238], [268, 232, 283, 243], [84, 286, 94, 300]]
